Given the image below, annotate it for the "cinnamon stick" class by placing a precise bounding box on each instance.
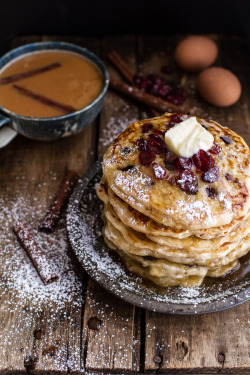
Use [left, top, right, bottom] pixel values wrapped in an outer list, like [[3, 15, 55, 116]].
[[107, 51, 159, 117], [109, 76, 180, 113], [0, 62, 61, 85], [107, 50, 134, 85], [39, 170, 80, 232], [13, 221, 58, 285], [13, 84, 77, 115]]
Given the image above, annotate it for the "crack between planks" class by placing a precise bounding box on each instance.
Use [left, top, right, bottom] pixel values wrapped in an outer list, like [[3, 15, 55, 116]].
[[82, 320, 90, 373], [95, 35, 104, 161], [139, 308, 146, 373], [81, 271, 90, 373], [94, 108, 102, 161], [77, 35, 102, 375]]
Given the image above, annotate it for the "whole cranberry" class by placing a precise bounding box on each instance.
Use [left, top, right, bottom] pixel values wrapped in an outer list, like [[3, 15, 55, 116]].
[[147, 139, 168, 154], [167, 87, 187, 105], [209, 155, 215, 168], [158, 84, 172, 98], [152, 129, 164, 136], [165, 150, 176, 171], [141, 123, 153, 133], [202, 166, 220, 183], [192, 150, 212, 172], [139, 150, 156, 165], [152, 162, 167, 180], [148, 133, 164, 141], [208, 142, 222, 155], [148, 83, 160, 96], [177, 170, 198, 195], [167, 114, 183, 129], [147, 74, 165, 86], [174, 157, 193, 171], [136, 138, 147, 151]]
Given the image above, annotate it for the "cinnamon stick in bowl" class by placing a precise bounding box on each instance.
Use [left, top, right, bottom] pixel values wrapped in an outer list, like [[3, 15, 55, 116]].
[[0, 62, 61, 85], [13, 84, 77, 115]]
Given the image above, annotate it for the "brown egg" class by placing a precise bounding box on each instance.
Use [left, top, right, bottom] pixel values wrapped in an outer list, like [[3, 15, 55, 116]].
[[197, 67, 242, 107], [175, 36, 218, 72]]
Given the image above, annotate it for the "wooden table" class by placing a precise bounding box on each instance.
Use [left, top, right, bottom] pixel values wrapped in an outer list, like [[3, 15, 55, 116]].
[[0, 34, 249, 374]]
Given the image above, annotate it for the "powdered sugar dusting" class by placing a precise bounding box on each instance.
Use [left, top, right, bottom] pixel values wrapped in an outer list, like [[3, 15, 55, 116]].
[[114, 167, 151, 202], [0, 192, 82, 308], [218, 192, 232, 210], [99, 101, 138, 148], [177, 199, 216, 226], [0, 174, 82, 370], [67, 166, 250, 315]]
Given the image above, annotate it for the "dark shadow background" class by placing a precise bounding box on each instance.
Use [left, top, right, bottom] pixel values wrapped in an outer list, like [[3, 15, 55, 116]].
[[0, 0, 250, 43]]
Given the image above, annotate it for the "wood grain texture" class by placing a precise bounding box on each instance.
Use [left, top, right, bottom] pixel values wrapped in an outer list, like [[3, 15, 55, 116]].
[[138, 34, 250, 374], [83, 35, 141, 374], [98, 35, 141, 157], [144, 303, 250, 373], [83, 279, 141, 373], [0, 34, 249, 374], [0, 35, 98, 374]]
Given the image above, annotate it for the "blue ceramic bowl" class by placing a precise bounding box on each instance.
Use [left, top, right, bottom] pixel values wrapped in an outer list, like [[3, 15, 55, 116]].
[[0, 41, 109, 141]]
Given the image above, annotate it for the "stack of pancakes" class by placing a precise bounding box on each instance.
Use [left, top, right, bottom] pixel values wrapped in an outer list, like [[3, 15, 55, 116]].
[[97, 113, 250, 287]]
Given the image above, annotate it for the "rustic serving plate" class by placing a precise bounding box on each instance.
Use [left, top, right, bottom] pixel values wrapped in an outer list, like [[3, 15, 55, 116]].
[[67, 159, 250, 314]]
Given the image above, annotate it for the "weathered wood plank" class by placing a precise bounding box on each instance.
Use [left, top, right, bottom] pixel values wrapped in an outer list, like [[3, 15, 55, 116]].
[[0, 33, 250, 374], [0, 138, 82, 374], [0, 35, 99, 373], [97, 34, 140, 157], [144, 303, 250, 373], [83, 35, 141, 373], [83, 279, 141, 373], [137, 34, 250, 374]]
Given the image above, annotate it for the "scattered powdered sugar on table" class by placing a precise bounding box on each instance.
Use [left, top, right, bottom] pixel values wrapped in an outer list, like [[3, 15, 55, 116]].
[[99, 102, 137, 148], [0, 192, 82, 309], [0, 175, 82, 370]]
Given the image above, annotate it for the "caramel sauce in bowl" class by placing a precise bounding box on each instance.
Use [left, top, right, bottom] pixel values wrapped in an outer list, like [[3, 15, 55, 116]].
[[0, 42, 109, 141]]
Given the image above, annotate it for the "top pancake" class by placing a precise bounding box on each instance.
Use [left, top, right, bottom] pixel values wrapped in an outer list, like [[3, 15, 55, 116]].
[[102, 113, 250, 230]]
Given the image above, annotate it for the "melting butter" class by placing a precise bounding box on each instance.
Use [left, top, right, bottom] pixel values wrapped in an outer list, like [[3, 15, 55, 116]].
[[165, 117, 214, 157]]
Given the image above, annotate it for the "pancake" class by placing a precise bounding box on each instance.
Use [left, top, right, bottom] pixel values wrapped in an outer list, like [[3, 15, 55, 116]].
[[103, 234, 205, 287], [96, 176, 109, 204], [107, 185, 249, 239], [102, 113, 250, 231], [97, 112, 250, 287], [103, 208, 250, 268], [97, 178, 249, 240], [103, 236, 239, 287]]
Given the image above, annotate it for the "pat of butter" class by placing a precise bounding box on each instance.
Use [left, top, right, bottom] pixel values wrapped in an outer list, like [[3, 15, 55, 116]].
[[165, 117, 214, 157]]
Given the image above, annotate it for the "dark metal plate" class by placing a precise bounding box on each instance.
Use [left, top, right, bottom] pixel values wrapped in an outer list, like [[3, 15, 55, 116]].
[[67, 159, 250, 314]]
